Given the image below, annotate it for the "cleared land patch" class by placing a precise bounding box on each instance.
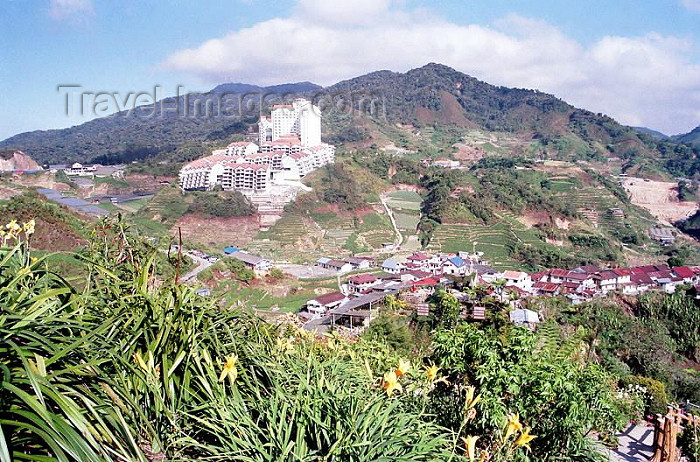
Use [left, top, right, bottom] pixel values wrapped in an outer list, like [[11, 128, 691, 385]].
[[622, 178, 698, 225]]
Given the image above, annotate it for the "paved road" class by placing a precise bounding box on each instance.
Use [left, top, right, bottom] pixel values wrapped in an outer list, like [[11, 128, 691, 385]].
[[600, 424, 654, 461], [180, 253, 213, 282]]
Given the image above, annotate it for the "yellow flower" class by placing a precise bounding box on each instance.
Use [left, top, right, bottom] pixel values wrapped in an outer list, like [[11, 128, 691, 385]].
[[382, 371, 402, 396], [134, 351, 148, 371], [461, 435, 479, 461], [277, 337, 294, 352], [395, 359, 410, 377], [465, 385, 481, 410], [514, 427, 536, 451], [6, 220, 20, 232], [425, 364, 439, 381], [218, 354, 238, 384], [23, 219, 35, 235], [504, 413, 523, 441]]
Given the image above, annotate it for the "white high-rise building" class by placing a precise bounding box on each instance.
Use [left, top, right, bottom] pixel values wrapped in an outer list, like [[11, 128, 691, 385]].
[[270, 99, 321, 147], [259, 117, 272, 144]]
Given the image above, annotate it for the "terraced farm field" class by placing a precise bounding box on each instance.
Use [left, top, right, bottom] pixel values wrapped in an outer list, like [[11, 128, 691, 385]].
[[385, 191, 422, 211], [249, 209, 396, 262], [384, 190, 421, 237], [394, 212, 419, 231], [426, 212, 554, 270]]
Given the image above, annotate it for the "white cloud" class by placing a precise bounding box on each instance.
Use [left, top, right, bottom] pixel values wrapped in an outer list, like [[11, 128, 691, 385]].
[[48, 0, 94, 22], [163, 2, 700, 134], [682, 0, 700, 12], [295, 0, 393, 24]]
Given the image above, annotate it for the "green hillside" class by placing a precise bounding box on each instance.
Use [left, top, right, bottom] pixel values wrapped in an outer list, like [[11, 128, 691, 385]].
[[674, 125, 700, 148], [3, 63, 697, 179]]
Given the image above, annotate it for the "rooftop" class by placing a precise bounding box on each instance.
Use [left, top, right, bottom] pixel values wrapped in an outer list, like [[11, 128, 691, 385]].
[[230, 251, 267, 265], [309, 292, 346, 306], [348, 274, 378, 285]]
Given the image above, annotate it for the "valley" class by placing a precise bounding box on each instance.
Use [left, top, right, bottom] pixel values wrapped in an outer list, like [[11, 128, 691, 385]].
[[2, 62, 700, 462]]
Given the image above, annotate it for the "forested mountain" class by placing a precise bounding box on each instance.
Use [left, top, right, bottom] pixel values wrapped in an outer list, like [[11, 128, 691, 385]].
[[674, 125, 700, 148], [210, 81, 321, 95], [0, 63, 696, 176], [324, 64, 671, 168], [633, 127, 668, 140], [0, 82, 321, 165]]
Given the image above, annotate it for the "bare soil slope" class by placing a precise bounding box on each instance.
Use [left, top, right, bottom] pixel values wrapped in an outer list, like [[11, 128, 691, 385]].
[[622, 178, 697, 225]]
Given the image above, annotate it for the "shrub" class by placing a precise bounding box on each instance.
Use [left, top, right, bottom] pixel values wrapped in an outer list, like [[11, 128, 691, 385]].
[[621, 375, 669, 416], [430, 323, 635, 458], [187, 190, 255, 217], [363, 312, 413, 352], [224, 257, 255, 282]]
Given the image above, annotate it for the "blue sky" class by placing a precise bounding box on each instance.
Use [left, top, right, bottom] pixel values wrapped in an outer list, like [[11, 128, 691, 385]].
[[1, 0, 699, 140]]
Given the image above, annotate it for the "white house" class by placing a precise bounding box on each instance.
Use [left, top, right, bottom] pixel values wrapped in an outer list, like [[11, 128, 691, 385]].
[[326, 259, 354, 274], [345, 257, 373, 270], [442, 256, 468, 276], [510, 308, 540, 329], [306, 291, 347, 317], [347, 274, 379, 293], [595, 271, 619, 294], [501, 270, 532, 291], [382, 259, 402, 274], [225, 141, 258, 156], [611, 268, 632, 287]]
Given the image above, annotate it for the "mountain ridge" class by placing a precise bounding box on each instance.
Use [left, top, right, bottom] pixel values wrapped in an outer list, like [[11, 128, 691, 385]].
[[673, 125, 700, 148], [0, 63, 694, 175]]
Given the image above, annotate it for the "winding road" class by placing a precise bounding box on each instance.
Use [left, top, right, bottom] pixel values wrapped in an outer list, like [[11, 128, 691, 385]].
[[379, 194, 403, 251]]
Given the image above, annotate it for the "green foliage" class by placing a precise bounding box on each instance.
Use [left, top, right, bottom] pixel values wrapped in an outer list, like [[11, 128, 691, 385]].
[[187, 190, 255, 217], [223, 257, 256, 282], [510, 243, 580, 270], [678, 423, 700, 462], [620, 375, 669, 416], [430, 323, 635, 458], [638, 291, 700, 361], [430, 288, 461, 330], [555, 300, 676, 384], [678, 179, 698, 202], [319, 163, 371, 210], [268, 267, 284, 280], [569, 233, 610, 249], [1, 216, 454, 460], [362, 312, 414, 353], [552, 298, 700, 404]]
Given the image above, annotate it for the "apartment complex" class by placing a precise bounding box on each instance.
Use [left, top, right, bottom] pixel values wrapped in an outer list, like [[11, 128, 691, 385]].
[[179, 98, 334, 194], [259, 99, 321, 147], [178, 155, 271, 193]]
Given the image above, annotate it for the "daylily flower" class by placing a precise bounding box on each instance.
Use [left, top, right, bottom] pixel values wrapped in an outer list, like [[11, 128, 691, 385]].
[[23, 219, 35, 235], [505, 413, 523, 441], [514, 427, 536, 450], [6, 220, 20, 232], [134, 351, 148, 371], [219, 354, 238, 384], [382, 371, 402, 396], [461, 435, 479, 461], [396, 359, 410, 377], [465, 385, 481, 410], [425, 364, 439, 381], [277, 337, 294, 352]]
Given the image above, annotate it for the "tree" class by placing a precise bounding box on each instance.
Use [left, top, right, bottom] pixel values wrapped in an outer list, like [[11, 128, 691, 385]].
[[431, 288, 461, 330]]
